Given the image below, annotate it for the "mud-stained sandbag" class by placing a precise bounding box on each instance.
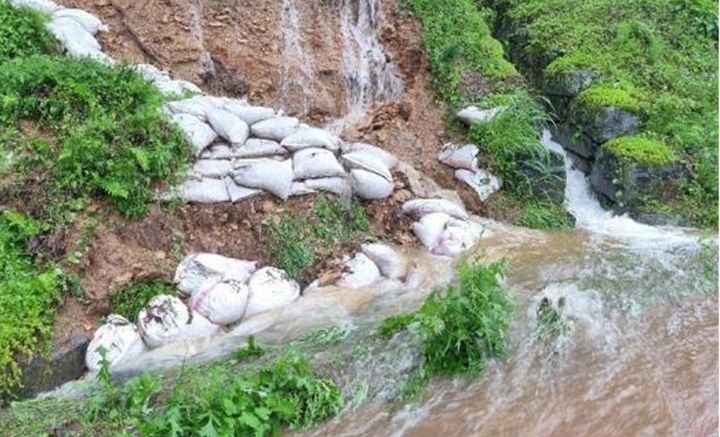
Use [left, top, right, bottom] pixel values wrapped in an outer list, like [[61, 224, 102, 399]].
[[192, 159, 233, 179], [177, 178, 229, 203], [236, 138, 287, 159], [337, 253, 381, 288], [246, 267, 300, 318], [189, 278, 250, 325], [293, 148, 345, 180], [342, 143, 399, 169], [250, 117, 300, 141], [457, 106, 504, 125], [455, 168, 501, 202], [10, 0, 59, 13], [438, 143, 479, 171], [206, 109, 250, 145], [48, 17, 107, 61], [350, 169, 394, 200], [342, 150, 392, 182], [174, 253, 257, 296], [281, 127, 341, 152], [224, 103, 275, 125], [432, 220, 478, 256], [201, 143, 235, 160], [232, 158, 294, 200], [224, 177, 262, 203], [304, 177, 350, 196], [402, 198, 468, 220], [361, 243, 407, 279], [171, 114, 217, 156], [138, 295, 219, 349], [85, 315, 146, 371], [413, 212, 451, 250], [53, 8, 106, 34]]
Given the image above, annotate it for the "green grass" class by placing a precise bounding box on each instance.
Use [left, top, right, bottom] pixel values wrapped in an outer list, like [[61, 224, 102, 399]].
[[110, 281, 177, 321], [378, 259, 513, 377], [269, 196, 371, 281], [0, 210, 63, 396], [514, 199, 574, 229], [490, 0, 718, 226], [603, 135, 676, 166], [0, 2, 58, 62]]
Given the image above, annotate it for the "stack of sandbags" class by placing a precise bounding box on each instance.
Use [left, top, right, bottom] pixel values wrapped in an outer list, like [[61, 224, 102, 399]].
[[438, 143, 502, 202], [403, 198, 488, 256]]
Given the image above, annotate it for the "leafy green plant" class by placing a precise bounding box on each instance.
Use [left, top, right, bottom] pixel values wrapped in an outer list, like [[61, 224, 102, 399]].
[[233, 335, 265, 362], [111, 281, 176, 320], [0, 2, 59, 62]]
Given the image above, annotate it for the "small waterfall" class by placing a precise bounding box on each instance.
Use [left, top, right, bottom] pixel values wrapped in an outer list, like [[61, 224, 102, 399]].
[[338, 0, 404, 115], [280, 0, 316, 112], [542, 130, 697, 248]]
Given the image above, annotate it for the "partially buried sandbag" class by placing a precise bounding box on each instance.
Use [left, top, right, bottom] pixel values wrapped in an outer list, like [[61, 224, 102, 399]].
[[245, 267, 300, 318], [232, 158, 294, 200], [47, 17, 106, 61], [336, 253, 381, 288], [137, 295, 219, 349], [361, 243, 407, 279], [53, 8, 106, 34], [85, 315, 146, 371], [206, 109, 250, 145], [413, 212, 451, 251], [293, 148, 345, 179], [281, 127, 341, 152], [189, 278, 250, 325], [174, 253, 257, 296], [402, 198, 468, 220], [438, 143, 479, 171], [350, 169, 393, 200]]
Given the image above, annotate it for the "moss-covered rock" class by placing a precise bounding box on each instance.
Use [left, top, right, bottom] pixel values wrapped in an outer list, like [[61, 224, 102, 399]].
[[603, 136, 676, 166]]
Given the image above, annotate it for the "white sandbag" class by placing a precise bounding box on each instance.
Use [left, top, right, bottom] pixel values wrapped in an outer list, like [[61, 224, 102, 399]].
[[361, 243, 407, 279], [337, 253, 381, 289], [48, 17, 106, 61], [157, 79, 202, 97], [432, 221, 478, 256], [10, 0, 60, 13], [413, 212, 451, 250], [438, 143, 479, 171], [290, 181, 315, 196], [166, 96, 220, 121], [177, 178, 229, 203], [281, 127, 341, 152], [350, 169, 394, 200], [135, 63, 169, 84], [246, 267, 300, 318], [206, 109, 250, 145], [171, 114, 217, 156], [457, 106, 504, 125], [342, 143, 398, 169], [53, 8, 106, 34], [236, 138, 287, 159], [304, 177, 350, 196], [342, 150, 392, 182], [224, 103, 275, 125], [137, 295, 219, 349], [192, 159, 233, 178], [455, 168, 501, 202], [85, 315, 146, 371], [250, 117, 299, 141], [224, 177, 262, 202], [201, 143, 235, 160], [402, 198, 468, 220], [293, 148, 345, 180], [174, 253, 257, 296], [232, 158, 294, 200], [189, 278, 250, 325]]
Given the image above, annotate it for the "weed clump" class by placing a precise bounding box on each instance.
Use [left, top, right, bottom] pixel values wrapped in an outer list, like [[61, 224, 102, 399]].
[[0, 3, 58, 62]]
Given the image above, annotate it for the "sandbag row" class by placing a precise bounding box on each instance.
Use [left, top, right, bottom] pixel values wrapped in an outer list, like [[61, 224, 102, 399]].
[[165, 95, 399, 202], [438, 143, 502, 202], [403, 198, 489, 256], [85, 253, 300, 371]]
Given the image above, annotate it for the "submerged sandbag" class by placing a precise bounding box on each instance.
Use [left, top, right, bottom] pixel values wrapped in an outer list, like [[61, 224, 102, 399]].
[[361, 243, 407, 279], [174, 253, 257, 296], [236, 139, 287, 159], [342, 143, 398, 169], [206, 109, 250, 145], [177, 178, 229, 203], [137, 295, 219, 349], [85, 315, 146, 371], [432, 219, 484, 256], [281, 127, 341, 152], [350, 169, 394, 200], [337, 253, 381, 289], [342, 150, 392, 182], [402, 198, 468, 220], [250, 117, 299, 141], [189, 278, 250, 325], [224, 103, 275, 125], [232, 158, 294, 200], [171, 114, 217, 156], [413, 212, 451, 251], [53, 8, 106, 34], [438, 143, 479, 171], [245, 267, 300, 318], [293, 148, 345, 180]]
